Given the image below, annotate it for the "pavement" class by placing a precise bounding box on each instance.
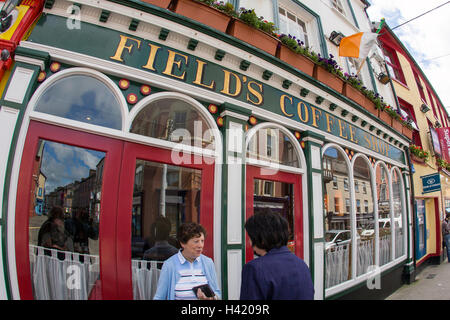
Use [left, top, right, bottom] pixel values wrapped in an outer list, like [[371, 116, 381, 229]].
[[386, 260, 450, 300]]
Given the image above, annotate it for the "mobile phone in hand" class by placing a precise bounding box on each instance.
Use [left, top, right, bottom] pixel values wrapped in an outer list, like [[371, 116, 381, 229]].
[[192, 284, 215, 298]]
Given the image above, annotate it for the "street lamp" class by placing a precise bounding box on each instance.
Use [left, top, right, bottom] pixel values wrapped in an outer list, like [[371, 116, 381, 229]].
[[0, 0, 21, 32]]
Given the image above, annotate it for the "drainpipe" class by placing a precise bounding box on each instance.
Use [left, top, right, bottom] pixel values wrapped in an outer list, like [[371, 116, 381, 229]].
[[405, 147, 417, 282]]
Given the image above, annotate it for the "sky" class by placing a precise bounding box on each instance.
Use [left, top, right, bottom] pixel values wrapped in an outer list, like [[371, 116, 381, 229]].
[[41, 141, 105, 194], [366, 0, 450, 116]]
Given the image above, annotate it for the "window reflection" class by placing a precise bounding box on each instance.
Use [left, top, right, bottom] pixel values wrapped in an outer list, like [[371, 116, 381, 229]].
[[354, 157, 375, 276], [253, 179, 295, 252], [376, 164, 391, 265], [392, 169, 404, 258], [322, 147, 351, 288], [35, 75, 122, 130], [131, 160, 202, 300], [247, 128, 299, 167], [29, 140, 104, 300], [130, 98, 214, 149]]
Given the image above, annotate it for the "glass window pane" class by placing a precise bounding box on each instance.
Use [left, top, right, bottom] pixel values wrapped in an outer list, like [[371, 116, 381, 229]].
[[247, 128, 299, 167], [322, 147, 351, 288], [354, 157, 375, 276], [377, 164, 391, 266], [392, 169, 404, 258], [253, 179, 295, 252], [29, 140, 103, 300], [35, 75, 122, 130], [131, 160, 202, 300], [130, 98, 214, 150]]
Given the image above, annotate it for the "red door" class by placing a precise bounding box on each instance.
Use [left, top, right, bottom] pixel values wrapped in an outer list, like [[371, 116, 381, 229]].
[[15, 121, 215, 300], [245, 165, 303, 262]]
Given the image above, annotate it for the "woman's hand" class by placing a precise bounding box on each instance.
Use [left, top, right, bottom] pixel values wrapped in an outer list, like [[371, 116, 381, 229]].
[[196, 288, 215, 300]]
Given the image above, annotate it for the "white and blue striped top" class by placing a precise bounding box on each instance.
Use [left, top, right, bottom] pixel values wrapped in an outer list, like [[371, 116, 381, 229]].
[[174, 251, 208, 300]]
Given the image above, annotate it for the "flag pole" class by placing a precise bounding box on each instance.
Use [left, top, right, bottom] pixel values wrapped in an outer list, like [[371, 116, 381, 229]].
[[356, 59, 366, 75]]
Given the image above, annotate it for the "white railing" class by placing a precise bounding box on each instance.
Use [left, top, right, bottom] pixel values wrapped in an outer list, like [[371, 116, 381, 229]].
[[29, 245, 99, 300]]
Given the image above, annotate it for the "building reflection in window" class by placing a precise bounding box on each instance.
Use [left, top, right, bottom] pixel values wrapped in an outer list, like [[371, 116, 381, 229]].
[[131, 160, 202, 299], [130, 98, 214, 150], [29, 139, 104, 300], [353, 156, 375, 276], [322, 146, 351, 288], [392, 168, 404, 259], [376, 163, 391, 266]]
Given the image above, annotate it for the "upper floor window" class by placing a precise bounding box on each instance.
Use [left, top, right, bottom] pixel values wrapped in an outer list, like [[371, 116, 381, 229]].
[[279, 7, 309, 47], [331, 0, 346, 16], [382, 46, 405, 84], [413, 71, 426, 102]]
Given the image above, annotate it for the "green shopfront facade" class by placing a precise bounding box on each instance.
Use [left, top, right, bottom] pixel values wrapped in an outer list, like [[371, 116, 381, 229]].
[[1, 0, 413, 300]]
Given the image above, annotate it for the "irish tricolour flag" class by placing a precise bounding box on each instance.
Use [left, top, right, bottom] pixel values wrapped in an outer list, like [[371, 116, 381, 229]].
[[338, 32, 378, 59]]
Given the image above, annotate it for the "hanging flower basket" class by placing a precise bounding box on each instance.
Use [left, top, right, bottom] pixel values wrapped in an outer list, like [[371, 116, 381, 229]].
[[174, 0, 232, 33], [277, 44, 314, 76], [411, 154, 426, 163], [313, 64, 344, 93], [142, 0, 171, 9], [342, 82, 365, 107], [227, 18, 278, 55]]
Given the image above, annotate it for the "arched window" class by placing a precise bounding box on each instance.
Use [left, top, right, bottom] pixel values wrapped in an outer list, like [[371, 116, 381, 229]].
[[392, 168, 405, 258], [130, 98, 215, 150], [376, 163, 392, 266], [35, 75, 123, 130], [322, 145, 351, 288], [247, 126, 299, 167], [353, 155, 375, 276]]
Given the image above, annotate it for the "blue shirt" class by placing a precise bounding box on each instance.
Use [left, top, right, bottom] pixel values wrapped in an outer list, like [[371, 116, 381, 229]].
[[240, 246, 314, 300], [153, 251, 221, 300]]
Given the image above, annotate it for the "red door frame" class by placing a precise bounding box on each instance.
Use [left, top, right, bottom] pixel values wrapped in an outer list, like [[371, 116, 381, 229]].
[[15, 121, 124, 299], [15, 121, 216, 300], [107, 140, 215, 299], [245, 165, 303, 262]]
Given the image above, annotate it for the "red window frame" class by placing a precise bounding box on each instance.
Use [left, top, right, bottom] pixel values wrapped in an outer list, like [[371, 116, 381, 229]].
[[382, 45, 406, 85], [15, 120, 216, 300], [245, 165, 303, 262]]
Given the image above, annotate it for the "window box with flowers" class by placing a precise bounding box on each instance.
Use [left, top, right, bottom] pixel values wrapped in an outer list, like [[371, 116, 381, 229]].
[[402, 122, 413, 140], [276, 34, 316, 77], [173, 0, 235, 33], [228, 8, 279, 55], [436, 157, 450, 171], [342, 73, 366, 108], [410, 144, 429, 163], [313, 54, 345, 93], [383, 105, 403, 132]]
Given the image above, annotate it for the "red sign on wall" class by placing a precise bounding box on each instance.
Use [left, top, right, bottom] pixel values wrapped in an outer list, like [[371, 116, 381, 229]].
[[437, 127, 450, 162]]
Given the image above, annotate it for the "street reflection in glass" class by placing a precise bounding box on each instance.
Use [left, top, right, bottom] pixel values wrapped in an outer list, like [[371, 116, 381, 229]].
[[131, 160, 202, 300], [28, 139, 105, 300]]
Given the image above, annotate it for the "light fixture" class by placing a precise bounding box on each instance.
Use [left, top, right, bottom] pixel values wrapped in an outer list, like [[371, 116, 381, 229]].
[[420, 103, 430, 113], [435, 121, 441, 128], [377, 72, 390, 85], [329, 31, 345, 46], [0, 0, 21, 32]]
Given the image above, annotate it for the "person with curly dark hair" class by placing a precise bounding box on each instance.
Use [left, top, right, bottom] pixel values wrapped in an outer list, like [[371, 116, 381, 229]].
[[240, 211, 314, 300], [153, 222, 221, 300]]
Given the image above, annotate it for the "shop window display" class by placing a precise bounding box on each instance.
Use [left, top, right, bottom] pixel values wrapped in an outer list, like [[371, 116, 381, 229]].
[[35, 75, 123, 130], [353, 156, 375, 276], [322, 146, 351, 288], [376, 163, 392, 265]]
